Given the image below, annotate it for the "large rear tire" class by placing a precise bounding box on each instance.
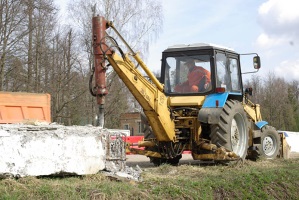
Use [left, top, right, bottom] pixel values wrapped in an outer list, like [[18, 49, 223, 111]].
[[259, 125, 280, 159], [210, 100, 249, 159]]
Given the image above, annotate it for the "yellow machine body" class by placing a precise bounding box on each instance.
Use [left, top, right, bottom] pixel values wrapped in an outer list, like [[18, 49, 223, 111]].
[[92, 16, 289, 164]]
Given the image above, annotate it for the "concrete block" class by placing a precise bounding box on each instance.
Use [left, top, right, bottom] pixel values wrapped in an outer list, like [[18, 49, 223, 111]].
[[0, 124, 106, 177], [284, 131, 299, 152]]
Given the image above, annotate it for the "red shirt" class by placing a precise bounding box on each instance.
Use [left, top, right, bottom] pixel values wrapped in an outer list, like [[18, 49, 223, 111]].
[[188, 66, 211, 87], [174, 66, 211, 92]]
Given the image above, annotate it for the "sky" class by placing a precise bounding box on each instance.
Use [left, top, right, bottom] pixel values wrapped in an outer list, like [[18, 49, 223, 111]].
[[55, 0, 299, 82]]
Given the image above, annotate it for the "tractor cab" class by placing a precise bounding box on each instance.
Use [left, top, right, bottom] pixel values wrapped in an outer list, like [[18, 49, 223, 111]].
[[160, 43, 244, 99]]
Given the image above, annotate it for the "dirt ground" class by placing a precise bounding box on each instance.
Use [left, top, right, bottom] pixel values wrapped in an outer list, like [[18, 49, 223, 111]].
[[126, 152, 299, 168], [126, 154, 197, 168], [290, 152, 299, 158]]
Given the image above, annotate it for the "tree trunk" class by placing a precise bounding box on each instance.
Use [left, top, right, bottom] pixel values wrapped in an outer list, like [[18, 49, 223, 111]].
[[27, 0, 34, 92]]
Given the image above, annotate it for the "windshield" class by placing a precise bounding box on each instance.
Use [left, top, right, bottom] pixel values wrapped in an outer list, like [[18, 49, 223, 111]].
[[164, 54, 212, 94]]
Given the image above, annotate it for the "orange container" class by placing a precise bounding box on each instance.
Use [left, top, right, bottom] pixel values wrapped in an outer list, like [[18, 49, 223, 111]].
[[0, 92, 51, 123]]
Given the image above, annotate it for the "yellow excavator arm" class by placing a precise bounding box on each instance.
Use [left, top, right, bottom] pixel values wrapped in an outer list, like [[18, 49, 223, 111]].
[[106, 53, 176, 142], [243, 101, 263, 123], [92, 16, 175, 142]]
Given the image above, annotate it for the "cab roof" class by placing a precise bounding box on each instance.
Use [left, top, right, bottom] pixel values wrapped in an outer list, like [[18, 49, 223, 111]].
[[163, 43, 236, 54]]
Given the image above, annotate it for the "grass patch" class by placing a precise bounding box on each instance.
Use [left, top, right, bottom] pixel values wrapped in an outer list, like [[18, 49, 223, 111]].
[[0, 159, 298, 199]]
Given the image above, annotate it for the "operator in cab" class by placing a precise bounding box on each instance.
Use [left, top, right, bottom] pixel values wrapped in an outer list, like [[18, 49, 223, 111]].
[[174, 59, 211, 93]]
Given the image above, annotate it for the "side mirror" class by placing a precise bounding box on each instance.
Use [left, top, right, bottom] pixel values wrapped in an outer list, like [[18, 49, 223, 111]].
[[245, 87, 253, 96], [253, 56, 261, 69]]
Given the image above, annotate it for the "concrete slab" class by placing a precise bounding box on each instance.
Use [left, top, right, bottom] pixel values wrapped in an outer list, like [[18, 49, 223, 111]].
[[0, 124, 106, 177], [283, 131, 299, 152]]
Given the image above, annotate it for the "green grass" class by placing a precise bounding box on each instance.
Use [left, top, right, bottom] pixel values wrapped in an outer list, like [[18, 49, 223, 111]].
[[0, 159, 298, 200]]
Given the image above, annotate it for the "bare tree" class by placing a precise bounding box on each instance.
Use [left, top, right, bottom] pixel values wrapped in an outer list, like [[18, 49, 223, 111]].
[[287, 81, 299, 130], [0, 0, 28, 90], [48, 28, 77, 124], [103, 72, 130, 128], [246, 73, 299, 131], [1, 0, 163, 127], [25, 0, 34, 92], [67, 0, 163, 127], [23, 0, 57, 92]]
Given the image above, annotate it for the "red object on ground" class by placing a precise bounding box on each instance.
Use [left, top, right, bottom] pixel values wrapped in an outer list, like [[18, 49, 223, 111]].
[[125, 136, 191, 155], [124, 136, 144, 154], [124, 136, 144, 144]]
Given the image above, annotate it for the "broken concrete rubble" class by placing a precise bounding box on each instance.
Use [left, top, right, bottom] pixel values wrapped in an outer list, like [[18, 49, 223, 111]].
[[101, 131, 142, 181], [102, 165, 143, 182]]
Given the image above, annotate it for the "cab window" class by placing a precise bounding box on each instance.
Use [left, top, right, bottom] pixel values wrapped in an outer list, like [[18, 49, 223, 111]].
[[215, 53, 241, 92], [164, 55, 211, 94]]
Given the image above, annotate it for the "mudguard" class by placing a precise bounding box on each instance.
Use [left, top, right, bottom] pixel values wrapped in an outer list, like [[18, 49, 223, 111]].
[[255, 121, 268, 129], [202, 92, 229, 108], [198, 93, 228, 124]]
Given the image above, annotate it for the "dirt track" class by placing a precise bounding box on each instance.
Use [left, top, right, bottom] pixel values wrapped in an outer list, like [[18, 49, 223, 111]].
[[126, 154, 197, 168], [126, 152, 299, 168], [290, 152, 299, 158]]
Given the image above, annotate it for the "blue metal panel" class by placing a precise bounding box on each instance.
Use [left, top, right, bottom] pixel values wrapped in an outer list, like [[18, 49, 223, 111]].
[[256, 121, 268, 129], [202, 93, 229, 108], [283, 132, 289, 137], [278, 131, 289, 137]]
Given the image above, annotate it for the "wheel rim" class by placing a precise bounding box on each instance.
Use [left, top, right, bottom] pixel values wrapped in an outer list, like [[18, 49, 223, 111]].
[[230, 113, 246, 156], [262, 135, 277, 156]]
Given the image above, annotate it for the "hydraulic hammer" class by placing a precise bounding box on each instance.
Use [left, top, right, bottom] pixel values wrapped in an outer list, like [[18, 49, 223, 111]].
[[92, 16, 111, 127]]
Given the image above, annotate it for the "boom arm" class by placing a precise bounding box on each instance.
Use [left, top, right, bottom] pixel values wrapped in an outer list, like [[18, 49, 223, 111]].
[[243, 97, 263, 123], [92, 16, 176, 142]]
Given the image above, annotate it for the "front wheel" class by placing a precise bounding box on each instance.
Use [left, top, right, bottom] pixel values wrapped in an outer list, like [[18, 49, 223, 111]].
[[259, 125, 280, 159], [210, 100, 249, 160]]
